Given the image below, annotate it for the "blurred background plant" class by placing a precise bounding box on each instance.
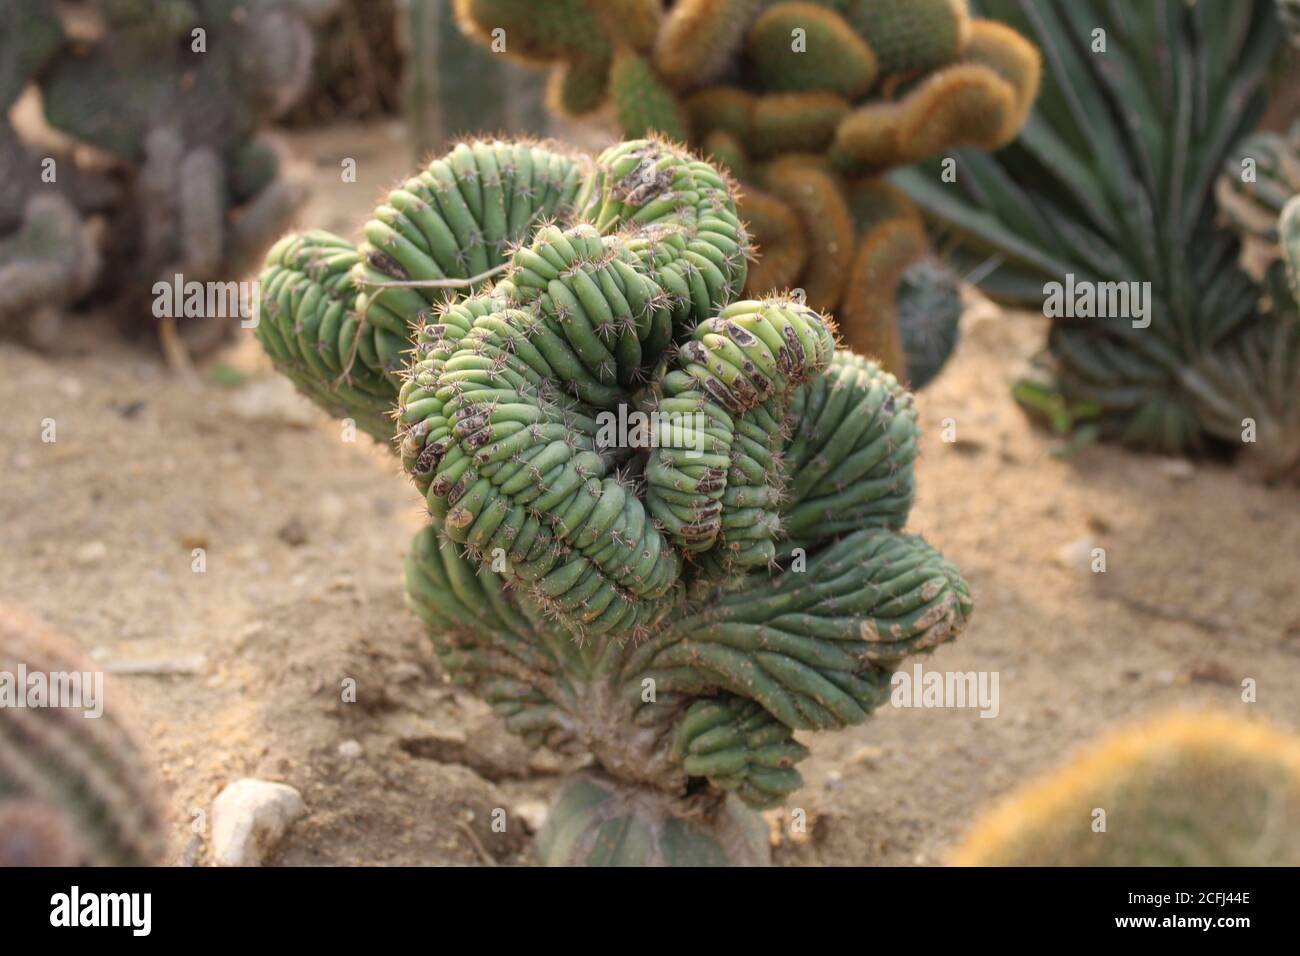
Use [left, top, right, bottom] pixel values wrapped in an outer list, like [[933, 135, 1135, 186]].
[[452, 0, 1043, 392], [1, 0, 341, 357], [951, 711, 1300, 866], [894, 0, 1300, 482]]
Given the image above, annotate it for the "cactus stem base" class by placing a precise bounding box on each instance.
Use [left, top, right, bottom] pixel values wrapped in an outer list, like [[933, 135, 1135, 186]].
[[536, 770, 771, 866]]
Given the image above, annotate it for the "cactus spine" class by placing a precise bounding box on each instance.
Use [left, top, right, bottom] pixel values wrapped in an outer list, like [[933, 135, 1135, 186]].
[[952, 712, 1300, 866], [256, 136, 973, 865]]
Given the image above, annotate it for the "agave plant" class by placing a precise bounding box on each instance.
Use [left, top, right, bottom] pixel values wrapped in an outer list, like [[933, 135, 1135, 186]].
[[894, 0, 1300, 480]]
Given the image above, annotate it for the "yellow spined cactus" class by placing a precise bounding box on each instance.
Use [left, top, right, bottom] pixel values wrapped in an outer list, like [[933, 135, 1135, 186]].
[[653, 0, 760, 90], [833, 63, 1020, 173], [751, 91, 851, 157], [952, 711, 1300, 867], [546, 57, 611, 118], [684, 85, 756, 142], [746, 2, 878, 99], [759, 157, 854, 311], [961, 18, 1042, 121], [838, 180, 928, 377], [701, 127, 752, 180], [847, 0, 972, 77], [609, 47, 689, 141], [737, 186, 809, 293], [599, 0, 664, 54]]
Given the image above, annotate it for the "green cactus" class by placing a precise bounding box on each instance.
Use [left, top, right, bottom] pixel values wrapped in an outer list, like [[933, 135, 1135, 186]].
[[454, 0, 1038, 388], [256, 136, 972, 865], [951, 711, 1300, 866], [537, 770, 771, 865], [1285, 194, 1300, 301], [0, 605, 168, 866], [1216, 121, 1300, 255], [839, 179, 960, 387], [609, 48, 690, 142], [845, 0, 971, 77], [0, 194, 101, 323], [746, 3, 878, 98], [0, 1, 321, 342], [0, 0, 63, 112], [1282, 0, 1300, 46], [895, 0, 1299, 478]]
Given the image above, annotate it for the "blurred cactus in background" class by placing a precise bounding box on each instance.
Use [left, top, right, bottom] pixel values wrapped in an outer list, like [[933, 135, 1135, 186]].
[[895, 0, 1300, 481], [452, 0, 1042, 391], [0, 605, 167, 866], [254, 135, 972, 865], [1217, 121, 1300, 276], [0, 0, 334, 350], [951, 712, 1300, 866], [404, 0, 551, 161]]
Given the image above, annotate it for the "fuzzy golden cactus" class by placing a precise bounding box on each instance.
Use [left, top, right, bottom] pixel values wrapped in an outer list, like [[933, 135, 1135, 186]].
[[453, 0, 1043, 391], [952, 712, 1300, 867]]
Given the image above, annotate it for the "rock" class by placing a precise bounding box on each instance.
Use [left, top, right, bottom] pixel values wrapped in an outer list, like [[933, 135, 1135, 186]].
[[513, 800, 548, 834], [227, 378, 318, 428], [847, 745, 885, 766], [277, 515, 309, 547], [1159, 458, 1196, 481], [211, 779, 306, 866], [73, 540, 108, 566], [1055, 536, 1097, 573], [337, 739, 363, 760]]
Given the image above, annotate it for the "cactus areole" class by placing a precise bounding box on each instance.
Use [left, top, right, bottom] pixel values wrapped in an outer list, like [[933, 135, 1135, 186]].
[[256, 137, 972, 865]]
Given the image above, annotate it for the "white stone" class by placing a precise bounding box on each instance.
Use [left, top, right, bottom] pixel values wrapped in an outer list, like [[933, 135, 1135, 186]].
[[337, 739, 363, 759], [211, 779, 306, 866]]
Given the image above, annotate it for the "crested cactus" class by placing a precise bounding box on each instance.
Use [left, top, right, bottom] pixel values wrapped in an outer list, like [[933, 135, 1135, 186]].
[[454, 0, 1042, 390], [0, 0, 325, 344], [0, 605, 168, 866], [895, 0, 1300, 479], [951, 712, 1300, 866], [255, 136, 973, 865]]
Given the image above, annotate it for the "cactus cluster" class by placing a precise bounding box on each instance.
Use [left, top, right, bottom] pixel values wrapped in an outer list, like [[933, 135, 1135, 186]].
[[0, 0, 331, 345], [453, 0, 1042, 391], [951, 712, 1300, 866], [895, 0, 1300, 481], [255, 135, 972, 865], [0, 605, 167, 866]]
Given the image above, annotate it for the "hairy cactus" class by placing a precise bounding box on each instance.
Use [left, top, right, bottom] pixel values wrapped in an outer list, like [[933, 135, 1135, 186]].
[[0, 0, 325, 345], [951, 712, 1300, 866], [0, 605, 167, 866], [895, 0, 1300, 479], [454, 0, 1042, 391], [255, 136, 972, 865]]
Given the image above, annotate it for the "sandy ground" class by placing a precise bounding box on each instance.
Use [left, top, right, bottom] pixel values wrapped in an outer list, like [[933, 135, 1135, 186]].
[[3, 124, 1299, 866]]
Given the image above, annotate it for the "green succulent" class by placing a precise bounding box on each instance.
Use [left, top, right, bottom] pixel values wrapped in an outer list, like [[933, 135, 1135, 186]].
[[0, 0, 320, 338], [255, 136, 972, 865], [895, 0, 1300, 480]]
